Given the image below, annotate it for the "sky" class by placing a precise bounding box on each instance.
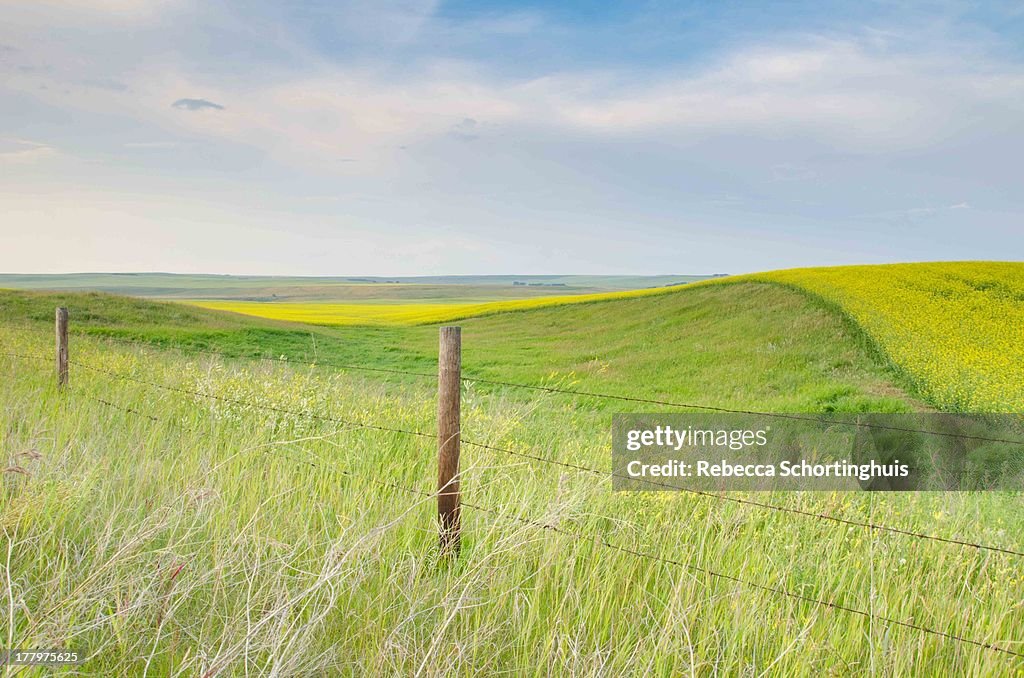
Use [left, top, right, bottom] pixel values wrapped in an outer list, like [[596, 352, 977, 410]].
[[1, 0, 1023, 276]]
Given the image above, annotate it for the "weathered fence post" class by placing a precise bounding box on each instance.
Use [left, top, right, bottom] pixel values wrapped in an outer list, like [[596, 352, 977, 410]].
[[437, 326, 461, 559], [55, 306, 69, 389]]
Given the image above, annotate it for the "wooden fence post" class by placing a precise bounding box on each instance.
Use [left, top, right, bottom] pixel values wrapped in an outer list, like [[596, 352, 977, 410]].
[[55, 306, 69, 389], [437, 326, 461, 559]]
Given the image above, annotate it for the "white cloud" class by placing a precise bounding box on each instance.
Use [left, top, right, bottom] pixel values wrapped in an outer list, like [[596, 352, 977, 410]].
[[0, 139, 59, 163], [119, 38, 1021, 169], [548, 42, 1024, 148], [6, 0, 180, 18], [857, 202, 975, 223], [122, 141, 180, 149], [771, 163, 818, 182], [4, 0, 1024, 172]]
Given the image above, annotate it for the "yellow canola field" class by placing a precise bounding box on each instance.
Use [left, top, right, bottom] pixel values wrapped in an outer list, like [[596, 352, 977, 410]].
[[742, 262, 1024, 412], [187, 286, 678, 327]]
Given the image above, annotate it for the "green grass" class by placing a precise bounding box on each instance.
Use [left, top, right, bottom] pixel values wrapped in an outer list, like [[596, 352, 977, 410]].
[[1, 283, 913, 412], [1, 284, 1022, 675]]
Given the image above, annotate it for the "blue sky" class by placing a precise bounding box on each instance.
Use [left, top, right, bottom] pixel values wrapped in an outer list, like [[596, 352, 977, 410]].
[[1, 0, 1022, 275]]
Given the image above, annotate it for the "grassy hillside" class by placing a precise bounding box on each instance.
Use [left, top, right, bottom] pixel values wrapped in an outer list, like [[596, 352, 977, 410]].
[[2, 283, 1021, 675], [0, 283, 913, 414]]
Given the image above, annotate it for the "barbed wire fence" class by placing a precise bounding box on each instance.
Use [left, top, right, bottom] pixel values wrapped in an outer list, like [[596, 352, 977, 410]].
[[1, 310, 1022, 663]]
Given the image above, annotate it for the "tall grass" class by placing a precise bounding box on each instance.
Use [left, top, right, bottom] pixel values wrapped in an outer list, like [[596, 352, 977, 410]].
[[3, 325, 1022, 676]]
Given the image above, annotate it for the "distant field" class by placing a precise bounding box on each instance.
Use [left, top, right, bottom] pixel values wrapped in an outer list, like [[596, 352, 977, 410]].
[[0, 273, 713, 302], [186, 285, 697, 326]]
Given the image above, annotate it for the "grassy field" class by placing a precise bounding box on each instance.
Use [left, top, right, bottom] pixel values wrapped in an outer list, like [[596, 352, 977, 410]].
[[2, 273, 1023, 675]]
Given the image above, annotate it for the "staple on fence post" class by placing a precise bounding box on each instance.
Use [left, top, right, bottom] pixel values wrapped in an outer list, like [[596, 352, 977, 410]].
[[55, 306, 69, 389], [437, 325, 461, 559]]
